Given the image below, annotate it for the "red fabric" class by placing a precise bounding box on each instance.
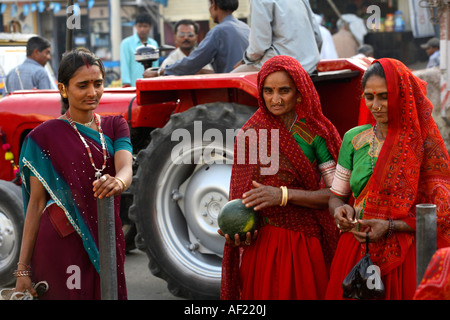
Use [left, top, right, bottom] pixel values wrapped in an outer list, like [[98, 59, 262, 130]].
[[358, 58, 450, 275], [240, 225, 330, 299], [414, 247, 450, 300], [325, 233, 417, 300], [220, 55, 342, 300]]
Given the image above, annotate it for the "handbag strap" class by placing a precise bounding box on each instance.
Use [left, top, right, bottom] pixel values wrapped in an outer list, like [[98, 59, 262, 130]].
[[365, 232, 369, 254]]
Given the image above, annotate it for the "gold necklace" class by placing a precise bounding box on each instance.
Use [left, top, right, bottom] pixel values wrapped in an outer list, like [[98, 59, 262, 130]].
[[65, 110, 107, 180]]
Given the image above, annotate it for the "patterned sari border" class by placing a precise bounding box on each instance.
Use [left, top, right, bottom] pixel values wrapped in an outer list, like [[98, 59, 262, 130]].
[[21, 157, 82, 236], [330, 163, 352, 197]]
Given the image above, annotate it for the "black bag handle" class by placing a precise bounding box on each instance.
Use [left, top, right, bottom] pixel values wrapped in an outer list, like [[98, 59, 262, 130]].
[[365, 232, 369, 254]]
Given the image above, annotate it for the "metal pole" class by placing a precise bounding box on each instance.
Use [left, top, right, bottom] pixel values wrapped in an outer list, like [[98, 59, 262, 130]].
[[325, 0, 350, 30], [97, 196, 118, 300], [416, 203, 437, 286], [66, 0, 74, 52], [326, 0, 343, 20], [109, 0, 122, 62]]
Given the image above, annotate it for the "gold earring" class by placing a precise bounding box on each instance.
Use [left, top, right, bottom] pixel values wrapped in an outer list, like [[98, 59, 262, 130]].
[[297, 97, 302, 104], [60, 84, 67, 98]]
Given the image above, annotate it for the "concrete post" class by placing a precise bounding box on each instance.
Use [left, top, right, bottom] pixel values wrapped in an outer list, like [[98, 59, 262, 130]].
[[97, 196, 118, 300], [416, 203, 437, 286]]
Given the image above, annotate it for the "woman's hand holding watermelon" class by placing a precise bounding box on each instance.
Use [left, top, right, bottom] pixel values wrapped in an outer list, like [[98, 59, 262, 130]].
[[218, 229, 258, 247], [217, 198, 259, 247]]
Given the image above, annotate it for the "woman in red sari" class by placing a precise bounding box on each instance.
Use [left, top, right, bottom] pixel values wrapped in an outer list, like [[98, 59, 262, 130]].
[[326, 58, 450, 300], [220, 55, 341, 300]]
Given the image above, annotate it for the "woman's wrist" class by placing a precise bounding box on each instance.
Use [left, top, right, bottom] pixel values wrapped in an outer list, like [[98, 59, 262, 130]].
[[115, 177, 127, 192], [13, 269, 32, 278], [17, 261, 31, 270], [385, 218, 394, 237]]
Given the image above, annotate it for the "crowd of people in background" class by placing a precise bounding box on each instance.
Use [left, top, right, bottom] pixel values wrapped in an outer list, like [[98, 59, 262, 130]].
[[131, 1, 440, 82], [1, 1, 441, 95]]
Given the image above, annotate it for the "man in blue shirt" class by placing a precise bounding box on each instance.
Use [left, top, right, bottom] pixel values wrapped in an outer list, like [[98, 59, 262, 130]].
[[120, 13, 159, 87], [4, 36, 53, 94], [149, 0, 249, 76]]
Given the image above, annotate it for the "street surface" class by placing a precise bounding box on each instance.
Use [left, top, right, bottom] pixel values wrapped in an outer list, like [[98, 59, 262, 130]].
[[124, 248, 184, 300]]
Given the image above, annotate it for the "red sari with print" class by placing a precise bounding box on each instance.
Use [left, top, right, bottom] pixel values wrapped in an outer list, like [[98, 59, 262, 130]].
[[220, 55, 341, 300], [414, 248, 450, 300], [325, 58, 450, 300]]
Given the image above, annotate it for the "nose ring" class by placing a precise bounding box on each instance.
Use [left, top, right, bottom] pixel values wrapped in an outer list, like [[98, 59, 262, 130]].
[[276, 101, 282, 106], [375, 106, 381, 112]]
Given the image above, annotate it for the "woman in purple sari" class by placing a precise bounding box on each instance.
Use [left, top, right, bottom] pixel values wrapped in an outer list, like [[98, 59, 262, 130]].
[[15, 49, 133, 299]]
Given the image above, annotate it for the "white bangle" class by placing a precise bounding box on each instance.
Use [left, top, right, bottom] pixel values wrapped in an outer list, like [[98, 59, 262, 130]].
[[157, 68, 163, 76]]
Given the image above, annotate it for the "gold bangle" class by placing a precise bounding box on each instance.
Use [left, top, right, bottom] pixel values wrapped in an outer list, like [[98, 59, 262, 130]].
[[13, 270, 32, 278], [115, 177, 127, 191], [280, 186, 288, 207], [284, 187, 288, 206]]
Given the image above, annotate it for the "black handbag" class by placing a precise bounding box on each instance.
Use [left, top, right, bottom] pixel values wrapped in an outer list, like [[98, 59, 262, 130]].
[[342, 233, 385, 299]]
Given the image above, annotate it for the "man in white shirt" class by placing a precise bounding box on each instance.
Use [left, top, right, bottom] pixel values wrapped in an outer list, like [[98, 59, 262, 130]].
[[160, 19, 213, 72], [314, 13, 338, 60], [421, 37, 440, 69], [232, 0, 322, 75]]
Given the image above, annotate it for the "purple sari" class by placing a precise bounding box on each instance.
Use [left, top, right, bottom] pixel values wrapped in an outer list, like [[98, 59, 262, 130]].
[[19, 115, 132, 300]]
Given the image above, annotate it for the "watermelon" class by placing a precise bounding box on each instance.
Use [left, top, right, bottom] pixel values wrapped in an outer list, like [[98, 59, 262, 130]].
[[218, 199, 259, 239]]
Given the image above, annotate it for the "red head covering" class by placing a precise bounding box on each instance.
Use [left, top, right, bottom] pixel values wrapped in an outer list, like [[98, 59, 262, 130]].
[[221, 55, 342, 299], [361, 58, 450, 274]]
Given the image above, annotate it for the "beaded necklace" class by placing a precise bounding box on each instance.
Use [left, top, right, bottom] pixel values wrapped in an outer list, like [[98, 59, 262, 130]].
[[65, 110, 107, 180], [370, 123, 386, 172], [370, 124, 377, 173], [288, 114, 298, 133]]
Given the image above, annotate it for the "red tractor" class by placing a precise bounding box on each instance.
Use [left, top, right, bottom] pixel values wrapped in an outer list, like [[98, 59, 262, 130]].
[[0, 58, 370, 299]]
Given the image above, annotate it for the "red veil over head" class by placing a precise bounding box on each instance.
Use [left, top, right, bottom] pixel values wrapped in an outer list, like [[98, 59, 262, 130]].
[[361, 58, 450, 274], [221, 55, 342, 299]]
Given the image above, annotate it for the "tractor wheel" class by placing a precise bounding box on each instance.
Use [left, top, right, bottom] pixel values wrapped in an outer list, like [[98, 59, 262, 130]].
[[129, 102, 254, 299], [0, 180, 24, 287]]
